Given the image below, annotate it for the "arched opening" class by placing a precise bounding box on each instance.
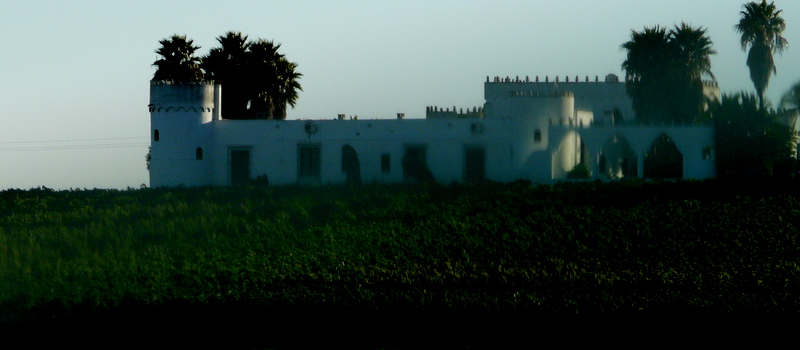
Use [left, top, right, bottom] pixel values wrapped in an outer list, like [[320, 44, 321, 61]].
[[341, 144, 361, 185], [644, 134, 683, 179], [196, 147, 203, 160], [154, 129, 160, 142], [599, 134, 637, 179]]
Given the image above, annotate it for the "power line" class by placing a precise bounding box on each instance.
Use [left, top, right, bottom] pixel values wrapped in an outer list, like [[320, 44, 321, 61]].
[[0, 136, 149, 152], [0, 137, 148, 145]]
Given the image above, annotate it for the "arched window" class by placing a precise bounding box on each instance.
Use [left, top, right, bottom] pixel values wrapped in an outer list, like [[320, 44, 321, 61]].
[[154, 129, 160, 142], [196, 147, 203, 160]]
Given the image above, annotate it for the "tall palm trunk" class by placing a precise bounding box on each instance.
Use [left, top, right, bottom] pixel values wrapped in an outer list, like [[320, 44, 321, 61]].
[[747, 41, 775, 109]]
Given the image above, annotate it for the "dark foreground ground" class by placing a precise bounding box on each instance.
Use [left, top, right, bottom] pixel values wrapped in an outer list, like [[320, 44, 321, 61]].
[[1, 180, 798, 348]]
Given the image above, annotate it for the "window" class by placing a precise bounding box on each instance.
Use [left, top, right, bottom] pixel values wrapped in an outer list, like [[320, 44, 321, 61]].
[[298, 144, 321, 178], [534, 129, 542, 143], [154, 129, 160, 142], [196, 147, 203, 160], [381, 154, 391, 173]]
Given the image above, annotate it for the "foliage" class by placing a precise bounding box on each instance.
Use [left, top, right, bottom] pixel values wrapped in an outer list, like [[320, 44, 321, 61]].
[[200, 31, 303, 120], [145, 146, 151, 171], [621, 23, 716, 124], [712, 92, 797, 178], [2, 181, 800, 327], [780, 81, 800, 109], [151, 35, 204, 82], [566, 162, 590, 179], [735, 0, 788, 108]]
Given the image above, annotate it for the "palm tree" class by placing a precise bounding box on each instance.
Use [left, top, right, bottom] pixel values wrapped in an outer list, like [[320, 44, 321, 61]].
[[735, 0, 788, 109], [152, 35, 203, 82], [201, 32, 302, 119], [201, 32, 251, 118], [621, 26, 672, 123], [621, 24, 715, 124], [669, 23, 716, 123], [271, 59, 303, 119]]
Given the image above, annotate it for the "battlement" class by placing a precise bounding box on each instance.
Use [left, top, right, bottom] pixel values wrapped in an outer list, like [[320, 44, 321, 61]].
[[426, 106, 484, 119], [487, 74, 621, 84], [150, 80, 215, 86], [150, 81, 217, 111], [509, 90, 574, 98]]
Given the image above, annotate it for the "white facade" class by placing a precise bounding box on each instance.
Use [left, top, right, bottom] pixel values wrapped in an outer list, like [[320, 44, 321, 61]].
[[148, 75, 716, 187]]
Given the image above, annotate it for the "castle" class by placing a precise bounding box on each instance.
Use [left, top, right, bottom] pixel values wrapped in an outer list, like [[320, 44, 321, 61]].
[[148, 74, 719, 187]]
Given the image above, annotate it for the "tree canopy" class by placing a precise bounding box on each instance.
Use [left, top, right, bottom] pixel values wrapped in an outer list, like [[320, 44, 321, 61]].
[[780, 81, 800, 110], [712, 93, 796, 178], [151, 32, 302, 120], [621, 23, 716, 125], [735, 0, 788, 108], [151, 35, 203, 83]]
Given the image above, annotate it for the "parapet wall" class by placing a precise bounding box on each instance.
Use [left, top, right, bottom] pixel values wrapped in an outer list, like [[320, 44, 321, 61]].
[[426, 106, 484, 119], [487, 74, 619, 84], [149, 81, 216, 112]]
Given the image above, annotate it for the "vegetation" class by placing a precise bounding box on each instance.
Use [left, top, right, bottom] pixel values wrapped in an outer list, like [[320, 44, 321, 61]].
[[151, 35, 204, 82], [2, 181, 800, 323], [780, 81, 800, 109], [712, 92, 796, 178], [151, 31, 302, 120], [621, 23, 716, 124], [566, 162, 590, 179], [735, 0, 788, 109]]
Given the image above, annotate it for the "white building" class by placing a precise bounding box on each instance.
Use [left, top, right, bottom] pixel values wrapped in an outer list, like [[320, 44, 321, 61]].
[[148, 74, 716, 187]]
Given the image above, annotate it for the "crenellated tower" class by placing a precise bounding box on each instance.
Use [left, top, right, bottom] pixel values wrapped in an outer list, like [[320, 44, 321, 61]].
[[149, 81, 220, 187]]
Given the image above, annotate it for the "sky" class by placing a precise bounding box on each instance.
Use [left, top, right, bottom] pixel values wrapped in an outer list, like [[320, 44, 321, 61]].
[[0, 0, 798, 190]]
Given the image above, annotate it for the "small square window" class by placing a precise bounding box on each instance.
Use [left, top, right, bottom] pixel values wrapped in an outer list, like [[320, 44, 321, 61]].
[[534, 129, 542, 143], [702, 147, 711, 160]]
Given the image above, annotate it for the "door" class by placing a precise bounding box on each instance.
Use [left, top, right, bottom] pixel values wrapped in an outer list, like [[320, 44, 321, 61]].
[[230, 148, 250, 185], [464, 147, 486, 183]]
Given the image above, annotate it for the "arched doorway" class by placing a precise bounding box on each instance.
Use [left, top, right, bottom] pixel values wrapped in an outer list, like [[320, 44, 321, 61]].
[[644, 134, 683, 179], [599, 134, 637, 179]]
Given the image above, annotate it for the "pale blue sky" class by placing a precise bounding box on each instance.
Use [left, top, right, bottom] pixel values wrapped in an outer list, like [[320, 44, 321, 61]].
[[0, 1, 798, 189]]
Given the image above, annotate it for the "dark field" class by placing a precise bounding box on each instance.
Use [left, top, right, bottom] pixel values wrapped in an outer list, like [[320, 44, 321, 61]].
[[1, 180, 799, 347]]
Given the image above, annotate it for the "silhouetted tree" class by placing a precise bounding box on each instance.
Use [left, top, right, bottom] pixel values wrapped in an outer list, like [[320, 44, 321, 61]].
[[201, 31, 302, 119], [712, 93, 795, 178], [621, 23, 716, 124], [152, 35, 203, 82], [735, 1, 788, 109], [780, 81, 800, 109]]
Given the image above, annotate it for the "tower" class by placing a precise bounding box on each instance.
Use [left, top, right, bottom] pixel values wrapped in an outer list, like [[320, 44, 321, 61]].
[[149, 81, 218, 187]]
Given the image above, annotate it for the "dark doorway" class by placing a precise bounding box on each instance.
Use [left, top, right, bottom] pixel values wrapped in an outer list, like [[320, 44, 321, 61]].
[[403, 145, 434, 183], [644, 134, 683, 179], [341, 144, 361, 185], [230, 148, 250, 185], [599, 134, 637, 179], [464, 147, 486, 183]]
